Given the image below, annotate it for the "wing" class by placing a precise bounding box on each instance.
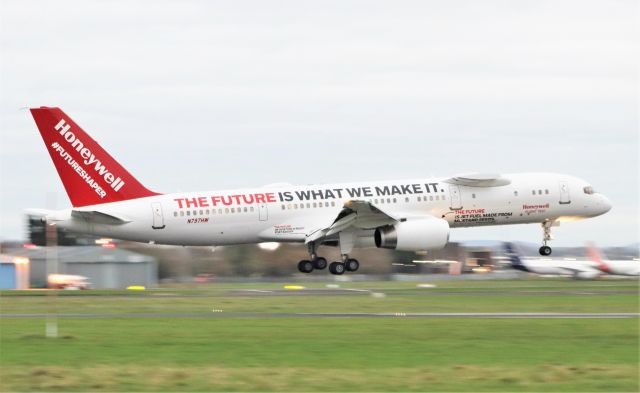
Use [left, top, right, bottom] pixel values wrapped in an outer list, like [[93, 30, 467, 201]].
[[443, 173, 511, 187], [306, 200, 399, 243]]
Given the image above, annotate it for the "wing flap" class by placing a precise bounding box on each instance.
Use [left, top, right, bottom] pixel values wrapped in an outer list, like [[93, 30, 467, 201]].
[[306, 200, 398, 243]]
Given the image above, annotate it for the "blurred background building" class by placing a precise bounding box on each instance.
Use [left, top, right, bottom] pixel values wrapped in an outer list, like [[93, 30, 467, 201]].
[[0, 213, 636, 289]]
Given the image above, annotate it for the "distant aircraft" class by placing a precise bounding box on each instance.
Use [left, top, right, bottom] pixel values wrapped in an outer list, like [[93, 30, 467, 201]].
[[48, 274, 90, 289], [28, 107, 612, 274], [504, 243, 601, 279], [587, 243, 639, 276]]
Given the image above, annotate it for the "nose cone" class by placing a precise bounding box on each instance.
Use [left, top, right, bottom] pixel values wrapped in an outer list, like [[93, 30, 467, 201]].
[[597, 195, 612, 215]]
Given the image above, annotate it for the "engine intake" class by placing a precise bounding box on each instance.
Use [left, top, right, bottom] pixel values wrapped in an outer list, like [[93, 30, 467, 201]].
[[374, 219, 450, 251]]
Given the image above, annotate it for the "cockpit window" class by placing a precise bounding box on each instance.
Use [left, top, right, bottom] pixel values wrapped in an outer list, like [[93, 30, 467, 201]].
[[583, 186, 595, 195]]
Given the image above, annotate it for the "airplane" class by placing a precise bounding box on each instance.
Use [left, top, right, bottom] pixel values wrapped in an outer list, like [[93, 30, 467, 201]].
[[587, 243, 639, 276], [48, 274, 91, 289], [28, 107, 613, 275], [503, 243, 602, 279]]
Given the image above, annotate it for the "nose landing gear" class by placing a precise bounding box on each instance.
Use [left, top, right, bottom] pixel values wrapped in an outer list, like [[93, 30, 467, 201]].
[[539, 245, 552, 256], [539, 220, 556, 256]]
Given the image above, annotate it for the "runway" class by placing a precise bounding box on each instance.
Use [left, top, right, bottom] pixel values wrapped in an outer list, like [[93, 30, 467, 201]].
[[224, 288, 638, 297], [2, 312, 638, 319]]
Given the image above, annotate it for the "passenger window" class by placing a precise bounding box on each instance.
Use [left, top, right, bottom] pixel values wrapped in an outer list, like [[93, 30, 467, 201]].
[[282, 205, 286, 210], [538, 190, 542, 195], [306, 203, 310, 208], [218, 209, 222, 214], [244, 207, 248, 212], [250, 207, 254, 212], [545, 189, 549, 194], [173, 212, 177, 217], [179, 211, 184, 217], [393, 198, 397, 203], [199, 210, 204, 215], [532, 190, 536, 195], [186, 211, 191, 216], [331, 201, 335, 207], [387, 198, 391, 203], [430, 196, 434, 201], [472, 193, 476, 199], [206, 209, 210, 215], [325, 202, 329, 207], [313, 202, 317, 208], [231, 208, 235, 213], [374, 199, 379, 204], [225, 208, 229, 214], [417, 196, 421, 202], [294, 204, 298, 209], [514, 191, 518, 196], [300, 204, 304, 209]]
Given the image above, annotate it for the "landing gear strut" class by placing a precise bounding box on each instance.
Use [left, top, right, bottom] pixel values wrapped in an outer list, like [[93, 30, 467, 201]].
[[296, 238, 360, 275], [297, 242, 327, 273], [539, 221, 554, 256]]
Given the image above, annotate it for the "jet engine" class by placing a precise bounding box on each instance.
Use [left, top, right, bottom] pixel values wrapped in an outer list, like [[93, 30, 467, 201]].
[[374, 219, 450, 251]]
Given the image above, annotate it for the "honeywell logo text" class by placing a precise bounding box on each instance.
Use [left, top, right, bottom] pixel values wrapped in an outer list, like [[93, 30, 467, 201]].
[[52, 119, 125, 198]]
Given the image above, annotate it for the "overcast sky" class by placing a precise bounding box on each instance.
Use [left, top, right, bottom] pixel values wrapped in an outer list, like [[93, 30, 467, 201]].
[[0, 0, 637, 246]]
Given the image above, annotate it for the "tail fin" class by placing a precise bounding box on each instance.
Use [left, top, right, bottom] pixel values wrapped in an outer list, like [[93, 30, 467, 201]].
[[503, 242, 527, 271], [30, 107, 159, 207], [586, 242, 610, 273]]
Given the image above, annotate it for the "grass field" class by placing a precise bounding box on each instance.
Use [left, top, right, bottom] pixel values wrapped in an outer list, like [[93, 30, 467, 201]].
[[1, 279, 638, 392]]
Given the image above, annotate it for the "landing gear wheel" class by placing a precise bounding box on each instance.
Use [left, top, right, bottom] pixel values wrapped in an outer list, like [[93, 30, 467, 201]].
[[345, 258, 359, 272], [313, 257, 327, 270], [297, 260, 314, 273], [539, 246, 552, 256], [329, 262, 345, 275]]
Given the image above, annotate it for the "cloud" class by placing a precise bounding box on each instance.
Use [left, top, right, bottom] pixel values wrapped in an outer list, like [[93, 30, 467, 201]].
[[0, 0, 637, 244]]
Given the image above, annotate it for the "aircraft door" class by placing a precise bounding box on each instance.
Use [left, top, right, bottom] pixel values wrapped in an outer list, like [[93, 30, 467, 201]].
[[559, 181, 571, 204], [258, 203, 268, 221], [151, 202, 166, 229], [449, 185, 462, 210]]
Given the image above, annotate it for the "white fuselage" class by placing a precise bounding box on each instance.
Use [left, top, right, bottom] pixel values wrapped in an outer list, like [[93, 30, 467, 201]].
[[598, 260, 640, 276], [515, 259, 602, 279], [50, 172, 611, 247]]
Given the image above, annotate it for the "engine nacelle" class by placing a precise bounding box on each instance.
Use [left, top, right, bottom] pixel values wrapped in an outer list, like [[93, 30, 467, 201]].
[[374, 219, 450, 251]]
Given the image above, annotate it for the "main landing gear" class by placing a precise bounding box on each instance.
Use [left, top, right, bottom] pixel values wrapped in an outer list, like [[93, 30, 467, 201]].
[[297, 241, 359, 275], [538, 220, 555, 256], [328, 256, 360, 275], [297, 242, 328, 273]]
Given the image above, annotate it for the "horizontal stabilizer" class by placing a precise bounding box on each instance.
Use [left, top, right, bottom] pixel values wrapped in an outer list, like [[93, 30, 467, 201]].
[[71, 210, 131, 225]]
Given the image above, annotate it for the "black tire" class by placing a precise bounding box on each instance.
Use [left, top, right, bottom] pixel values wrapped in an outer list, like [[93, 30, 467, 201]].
[[539, 246, 552, 256], [313, 257, 327, 270], [329, 262, 345, 275], [297, 260, 314, 273], [345, 258, 359, 272]]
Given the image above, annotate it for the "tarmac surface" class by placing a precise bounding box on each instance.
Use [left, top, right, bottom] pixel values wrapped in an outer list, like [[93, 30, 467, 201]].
[[224, 288, 637, 297], [2, 312, 638, 318]]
